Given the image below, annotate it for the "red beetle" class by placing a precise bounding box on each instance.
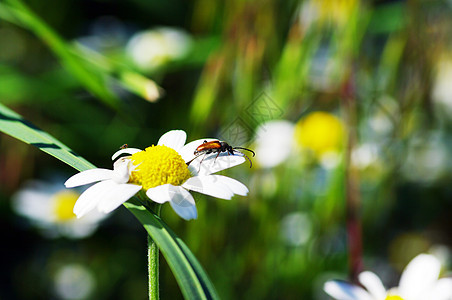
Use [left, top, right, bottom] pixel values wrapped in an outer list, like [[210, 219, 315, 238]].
[[189, 140, 255, 168]]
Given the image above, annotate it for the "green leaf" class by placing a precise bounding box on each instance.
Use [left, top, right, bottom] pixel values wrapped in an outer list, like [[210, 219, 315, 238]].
[[0, 103, 220, 300], [0, 103, 95, 172]]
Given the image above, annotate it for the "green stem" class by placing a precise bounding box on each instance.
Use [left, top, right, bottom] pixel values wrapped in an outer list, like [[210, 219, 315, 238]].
[[148, 204, 162, 300]]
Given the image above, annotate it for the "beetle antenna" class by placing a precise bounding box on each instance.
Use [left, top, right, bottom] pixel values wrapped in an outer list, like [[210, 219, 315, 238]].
[[186, 153, 203, 166], [234, 150, 253, 168], [186, 153, 210, 173], [233, 147, 255, 157]]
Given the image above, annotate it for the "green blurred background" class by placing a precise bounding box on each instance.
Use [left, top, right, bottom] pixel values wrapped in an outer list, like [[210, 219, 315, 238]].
[[1, 0, 452, 299]]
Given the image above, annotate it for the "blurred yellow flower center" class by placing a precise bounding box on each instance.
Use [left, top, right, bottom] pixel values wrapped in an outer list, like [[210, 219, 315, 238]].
[[294, 111, 344, 156], [53, 191, 78, 221], [129, 145, 191, 190], [314, 0, 357, 25], [385, 296, 404, 300]]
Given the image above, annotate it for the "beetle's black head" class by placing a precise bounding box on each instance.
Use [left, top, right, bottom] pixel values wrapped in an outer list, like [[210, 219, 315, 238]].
[[219, 141, 231, 151]]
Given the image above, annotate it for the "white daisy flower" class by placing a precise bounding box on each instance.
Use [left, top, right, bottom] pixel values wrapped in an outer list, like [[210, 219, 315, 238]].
[[12, 180, 107, 239], [65, 130, 249, 220], [254, 120, 295, 168], [324, 254, 452, 300], [126, 27, 192, 71]]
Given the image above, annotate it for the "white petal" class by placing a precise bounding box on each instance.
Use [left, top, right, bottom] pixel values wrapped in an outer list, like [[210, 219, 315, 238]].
[[168, 186, 197, 220], [209, 175, 249, 196], [188, 152, 246, 176], [179, 138, 217, 162], [78, 208, 108, 223], [65, 169, 114, 188], [111, 148, 142, 160], [146, 184, 174, 204], [399, 254, 441, 299], [97, 183, 142, 213], [112, 158, 133, 183], [157, 130, 187, 151], [182, 175, 248, 199], [73, 180, 116, 218], [324, 281, 374, 300], [429, 278, 452, 300], [358, 271, 386, 300], [147, 184, 197, 219], [182, 176, 234, 200]]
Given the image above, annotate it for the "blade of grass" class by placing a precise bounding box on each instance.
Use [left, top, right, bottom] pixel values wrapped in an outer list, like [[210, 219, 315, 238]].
[[0, 0, 119, 108], [0, 0, 163, 104], [0, 102, 94, 171]]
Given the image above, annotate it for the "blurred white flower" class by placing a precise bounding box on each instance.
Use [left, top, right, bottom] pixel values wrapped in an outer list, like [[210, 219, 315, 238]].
[[126, 27, 192, 71], [280, 212, 312, 247], [351, 143, 380, 169], [254, 120, 295, 168], [324, 254, 452, 300], [402, 132, 449, 183], [432, 56, 452, 117], [12, 180, 107, 239], [53, 263, 95, 300]]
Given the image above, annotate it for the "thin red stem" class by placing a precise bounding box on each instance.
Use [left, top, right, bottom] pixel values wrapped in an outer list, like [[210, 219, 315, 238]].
[[342, 72, 363, 283]]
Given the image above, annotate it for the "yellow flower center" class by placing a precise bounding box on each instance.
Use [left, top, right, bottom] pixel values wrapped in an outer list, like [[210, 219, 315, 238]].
[[385, 296, 404, 300], [294, 111, 344, 156], [53, 191, 78, 221], [129, 145, 191, 190]]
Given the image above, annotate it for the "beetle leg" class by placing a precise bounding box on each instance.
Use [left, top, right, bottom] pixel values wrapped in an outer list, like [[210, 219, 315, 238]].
[[214, 150, 221, 163], [197, 153, 208, 173]]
